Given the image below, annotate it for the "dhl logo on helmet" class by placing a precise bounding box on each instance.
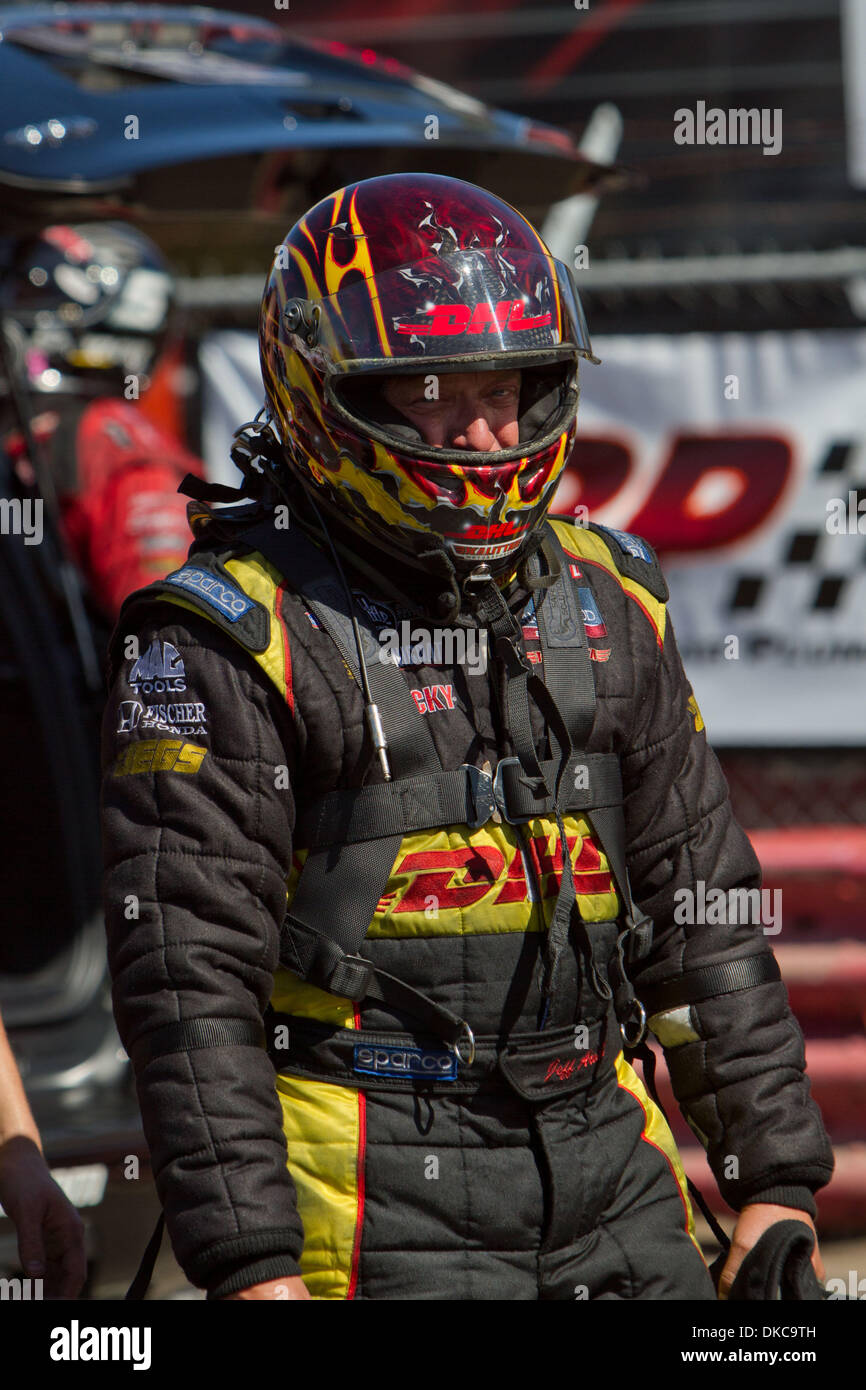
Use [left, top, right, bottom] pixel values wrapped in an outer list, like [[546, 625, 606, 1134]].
[[394, 300, 552, 337]]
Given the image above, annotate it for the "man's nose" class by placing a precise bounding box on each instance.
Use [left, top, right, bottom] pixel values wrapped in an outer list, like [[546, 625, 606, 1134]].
[[450, 411, 500, 452]]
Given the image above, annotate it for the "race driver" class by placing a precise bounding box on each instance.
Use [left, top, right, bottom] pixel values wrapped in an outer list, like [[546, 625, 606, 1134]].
[[100, 173, 833, 1301]]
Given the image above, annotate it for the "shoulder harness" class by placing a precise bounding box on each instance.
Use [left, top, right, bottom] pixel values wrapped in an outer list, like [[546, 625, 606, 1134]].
[[123, 507, 666, 1056]]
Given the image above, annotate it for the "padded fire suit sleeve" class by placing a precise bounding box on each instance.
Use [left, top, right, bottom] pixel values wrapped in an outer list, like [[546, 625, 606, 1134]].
[[620, 602, 834, 1215], [100, 602, 305, 1297]]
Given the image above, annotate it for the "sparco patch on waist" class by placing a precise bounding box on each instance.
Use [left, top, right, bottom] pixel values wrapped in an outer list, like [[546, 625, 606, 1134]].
[[353, 1044, 458, 1081]]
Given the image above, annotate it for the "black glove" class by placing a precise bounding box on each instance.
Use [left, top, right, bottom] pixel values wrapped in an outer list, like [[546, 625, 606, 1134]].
[[710, 1220, 828, 1300]]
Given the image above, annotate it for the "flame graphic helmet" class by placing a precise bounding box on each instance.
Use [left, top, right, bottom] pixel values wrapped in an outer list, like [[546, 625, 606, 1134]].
[[259, 172, 598, 573]]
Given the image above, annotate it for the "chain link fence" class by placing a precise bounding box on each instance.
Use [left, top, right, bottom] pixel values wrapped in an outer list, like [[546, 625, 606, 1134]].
[[719, 750, 866, 828]]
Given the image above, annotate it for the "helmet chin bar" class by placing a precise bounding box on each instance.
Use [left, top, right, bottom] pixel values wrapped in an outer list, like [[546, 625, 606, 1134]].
[[448, 542, 524, 579], [293, 459, 535, 585]]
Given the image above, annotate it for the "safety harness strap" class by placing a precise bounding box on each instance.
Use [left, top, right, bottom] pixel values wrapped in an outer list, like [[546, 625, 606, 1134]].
[[278, 922, 474, 1052], [462, 542, 591, 1025], [531, 530, 653, 1039], [523, 535, 604, 1018], [231, 518, 479, 1045], [124, 1213, 165, 1301], [537, 529, 652, 954], [296, 753, 623, 847], [238, 518, 440, 777], [533, 530, 596, 749], [228, 515, 647, 1046]]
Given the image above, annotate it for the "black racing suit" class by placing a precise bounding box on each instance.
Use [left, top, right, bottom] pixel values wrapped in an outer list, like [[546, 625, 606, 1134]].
[[100, 501, 834, 1300]]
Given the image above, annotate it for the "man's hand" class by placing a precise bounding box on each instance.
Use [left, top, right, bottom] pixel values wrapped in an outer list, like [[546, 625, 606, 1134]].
[[717, 1203, 825, 1300], [0, 1136, 87, 1299], [221, 1276, 311, 1300]]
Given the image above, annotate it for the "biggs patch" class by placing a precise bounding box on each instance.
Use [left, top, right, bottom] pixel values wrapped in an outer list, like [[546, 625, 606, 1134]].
[[353, 1044, 458, 1082], [112, 739, 207, 777]]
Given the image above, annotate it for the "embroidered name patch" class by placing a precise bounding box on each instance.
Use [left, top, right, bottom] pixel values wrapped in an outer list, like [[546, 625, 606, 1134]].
[[410, 683, 456, 714]]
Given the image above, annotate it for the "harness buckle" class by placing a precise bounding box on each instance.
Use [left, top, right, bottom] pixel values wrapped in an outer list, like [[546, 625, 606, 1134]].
[[493, 756, 549, 824], [451, 1022, 476, 1067], [624, 907, 654, 965], [330, 954, 375, 1002], [461, 763, 498, 829], [619, 998, 647, 1050]]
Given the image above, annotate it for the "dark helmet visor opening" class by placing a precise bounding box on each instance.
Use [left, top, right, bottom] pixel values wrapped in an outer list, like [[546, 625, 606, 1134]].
[[332, 359, 577, 461]]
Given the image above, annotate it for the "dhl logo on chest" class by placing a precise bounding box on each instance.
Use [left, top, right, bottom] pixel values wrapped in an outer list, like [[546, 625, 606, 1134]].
[[287, 816, 619, 941]]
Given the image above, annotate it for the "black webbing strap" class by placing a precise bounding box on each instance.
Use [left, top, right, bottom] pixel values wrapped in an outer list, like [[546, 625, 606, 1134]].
[[125, 1212, 165, 1301], [129, 1017, 265, 1069], [518, 534, 609, 1020], [538, 531, 649, 934], [237, 518, 439, 778], [236, 518, 477, 1047], [638, 953, 782, 1019], [532, 530, 596, 751], [632, 1039, 732, 1255], [542, 529, 654, 973], [464, 538, 592, 1023], [469, 568, 548, 787], [296, 753, 623, 848], [180, 471, 258, 505], [531, 528, 653, 1036], [279, 938, 473, 1050]]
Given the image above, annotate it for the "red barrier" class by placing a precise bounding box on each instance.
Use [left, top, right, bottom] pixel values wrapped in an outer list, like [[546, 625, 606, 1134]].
[[744, 826, 866, 935], [680, 1144, 866, 1234]]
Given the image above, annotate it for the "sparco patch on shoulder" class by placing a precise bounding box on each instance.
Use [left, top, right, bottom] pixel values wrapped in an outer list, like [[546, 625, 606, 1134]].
[[603, 528, 654, 564], [165, 566, 255, 622]]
